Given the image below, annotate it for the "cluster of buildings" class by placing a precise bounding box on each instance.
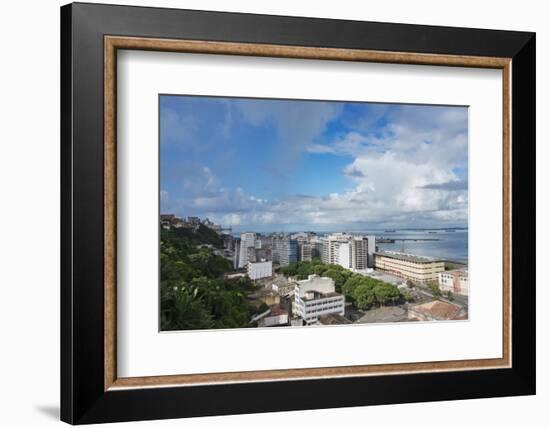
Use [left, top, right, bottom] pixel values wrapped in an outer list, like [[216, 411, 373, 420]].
[[163, 216, 471, 327], [160, 214, 230, 235], [230, 232, 377, 283], [249, 274, 346, 327], [224, 230, 470, 297]]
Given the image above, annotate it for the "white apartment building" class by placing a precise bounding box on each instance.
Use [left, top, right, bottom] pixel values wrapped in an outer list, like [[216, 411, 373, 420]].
[[438, 268, 469, 295], [238, 232, 256, 268], [321, 234, 376, 269], [294, 275, 345, 324], [247, 260, 273, 280]]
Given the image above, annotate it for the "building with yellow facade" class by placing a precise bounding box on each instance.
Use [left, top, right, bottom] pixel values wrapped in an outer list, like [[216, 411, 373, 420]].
[[374, 250, 445, 283]]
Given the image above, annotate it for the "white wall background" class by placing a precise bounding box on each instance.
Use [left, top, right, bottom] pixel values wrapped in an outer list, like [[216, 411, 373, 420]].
[[0, 0, 546, 427]]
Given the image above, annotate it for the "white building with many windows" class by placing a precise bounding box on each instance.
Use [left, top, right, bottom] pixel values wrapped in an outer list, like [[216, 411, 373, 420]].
[[238, 232, 257, 268], [247, 260, 273, 280], [294, 275, 345, 324]]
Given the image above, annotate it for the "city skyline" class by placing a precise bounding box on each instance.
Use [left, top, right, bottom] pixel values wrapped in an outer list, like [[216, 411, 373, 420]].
[[160, 95, 468, 232]]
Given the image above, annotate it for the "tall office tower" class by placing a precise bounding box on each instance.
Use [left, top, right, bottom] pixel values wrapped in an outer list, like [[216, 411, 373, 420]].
[[273, 236, 298, 266], [309, 238, 324, 259], [351, 235, 376, 269], [299, 243, 313, 262], [233, 238, 240, 269], [320, 237, 329, 264], [335, 242, 351, 268], [323, 233, 352, 266], [238, 232, 256, 268]]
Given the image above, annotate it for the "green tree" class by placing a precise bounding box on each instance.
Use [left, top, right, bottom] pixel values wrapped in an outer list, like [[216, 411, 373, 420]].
[[401, 290, 414, 302], [160, 283, 214, 331], [323, 269, 346, 292], [427, 281, 442, 298], [373, 283, 401, 306], [354, 283, 376, 310]]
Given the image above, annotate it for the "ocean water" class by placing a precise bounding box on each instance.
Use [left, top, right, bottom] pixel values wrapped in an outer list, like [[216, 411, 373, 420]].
[[362, 229, 468, 263]]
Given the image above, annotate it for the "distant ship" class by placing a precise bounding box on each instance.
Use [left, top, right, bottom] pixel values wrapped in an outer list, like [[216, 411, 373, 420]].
[[384, 229, 396, 232], [428, 231, 437, 234]]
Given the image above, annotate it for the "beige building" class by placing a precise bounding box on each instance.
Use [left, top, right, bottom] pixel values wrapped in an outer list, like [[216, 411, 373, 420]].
[[439, 268, 469, 295], [374, 250, 445, 283]]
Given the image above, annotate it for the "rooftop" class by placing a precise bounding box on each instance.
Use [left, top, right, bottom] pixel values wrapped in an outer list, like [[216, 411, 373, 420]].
[[303, 291, 343, 301], [409, 300, 463, 320], [319, 313, 352, 325], [375, 250, 445, 264]]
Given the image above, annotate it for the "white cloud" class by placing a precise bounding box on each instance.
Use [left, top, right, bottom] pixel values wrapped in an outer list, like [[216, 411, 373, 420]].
[[162, 103, 468, 230]]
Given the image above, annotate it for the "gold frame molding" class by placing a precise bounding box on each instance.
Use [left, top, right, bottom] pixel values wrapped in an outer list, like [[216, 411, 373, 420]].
[[104, 36, 512, 391]]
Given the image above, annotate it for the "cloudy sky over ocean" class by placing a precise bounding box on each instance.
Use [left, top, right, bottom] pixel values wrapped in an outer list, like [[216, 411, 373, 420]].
[[160, 95, 468, 232]]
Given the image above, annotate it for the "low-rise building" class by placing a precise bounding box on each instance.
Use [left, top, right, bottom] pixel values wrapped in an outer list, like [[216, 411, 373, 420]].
[[258, 305, 289, 327], [271, 276, 298, 296], [374, 250, 445, 283], [247, 260, 273, 280], [408, 300, 465, 321], [248, 288, 280, 306], [294, 275, 345, 324], [439, 268, 469, 295]]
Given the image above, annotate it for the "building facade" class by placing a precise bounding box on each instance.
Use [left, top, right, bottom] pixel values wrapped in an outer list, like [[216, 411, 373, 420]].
[[299, 243, 313, 262], [438, 268, 469, 295], [351, 235, 376, 269], [273, 236, 298, 266], [374, 250, 445, 283], [320, 234, 376, 269], [238, 232, 256, 268], [247, 260, 273, 280], [294, 275, 345, 324]]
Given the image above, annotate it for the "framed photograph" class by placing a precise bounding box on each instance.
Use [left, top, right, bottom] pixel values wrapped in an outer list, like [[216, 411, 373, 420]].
[[61, 2, 535, 424]]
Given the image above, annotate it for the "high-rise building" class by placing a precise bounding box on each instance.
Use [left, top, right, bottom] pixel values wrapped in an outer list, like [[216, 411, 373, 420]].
[[319, 234, 376, 269], [321, 233, 352, 266], [351, 235, 376, 269], [238, 232, 256, 268], [273, 236, 298, 266], [299, 243, 313, 262], [336, 242, 351, 268]]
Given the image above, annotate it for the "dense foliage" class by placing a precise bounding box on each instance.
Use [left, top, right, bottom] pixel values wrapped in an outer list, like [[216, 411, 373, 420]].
[[160, 227, 257, 331], [278, 258, 351, 292], [427, 281, 442, 297], [279, 259, 403, 309]]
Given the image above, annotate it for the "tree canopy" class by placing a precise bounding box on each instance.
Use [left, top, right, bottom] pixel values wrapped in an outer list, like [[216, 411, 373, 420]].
[[279, 260, 403, 309], [160, 229, 257, 331]]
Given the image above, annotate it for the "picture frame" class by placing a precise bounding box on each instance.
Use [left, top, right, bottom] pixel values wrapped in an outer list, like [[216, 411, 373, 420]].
[[60, 2, 535, 424]]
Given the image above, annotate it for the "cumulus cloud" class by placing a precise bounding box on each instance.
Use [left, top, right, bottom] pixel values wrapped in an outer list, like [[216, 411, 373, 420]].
[[161, 97, 468, 230]]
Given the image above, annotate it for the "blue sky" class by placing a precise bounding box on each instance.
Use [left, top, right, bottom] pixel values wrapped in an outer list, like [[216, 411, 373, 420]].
[[160, 95, 468, 232]]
